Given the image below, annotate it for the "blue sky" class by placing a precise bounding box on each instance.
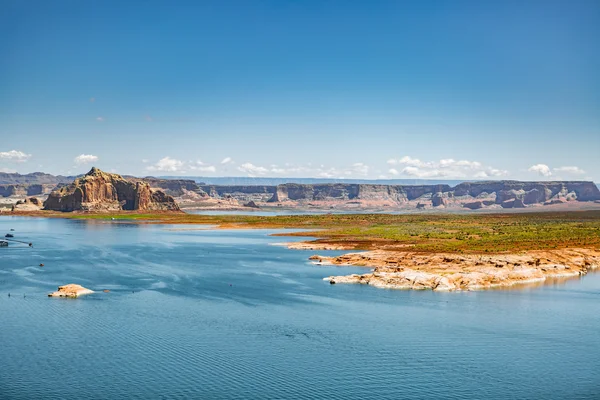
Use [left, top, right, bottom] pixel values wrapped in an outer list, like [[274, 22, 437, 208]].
[[1, 0, 599, 181]]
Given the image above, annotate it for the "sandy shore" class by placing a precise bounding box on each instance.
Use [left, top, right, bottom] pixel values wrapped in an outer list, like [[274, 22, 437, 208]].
[[306, 248, 600, 291]]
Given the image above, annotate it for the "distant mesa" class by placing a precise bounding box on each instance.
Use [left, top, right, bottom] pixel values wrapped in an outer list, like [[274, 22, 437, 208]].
[[43, 167, 180, 212], [3, 168, 600, 212]]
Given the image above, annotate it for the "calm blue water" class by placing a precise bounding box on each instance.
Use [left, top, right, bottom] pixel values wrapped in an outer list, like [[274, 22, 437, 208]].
[[1, 217, 600, 399]]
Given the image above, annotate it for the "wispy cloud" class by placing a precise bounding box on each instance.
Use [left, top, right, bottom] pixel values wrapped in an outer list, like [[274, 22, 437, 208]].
[[146, 158, 217, 174], [234, 162, 373, 179], [74, 154, 99, 165], [221, 157, 233, 165], [553, 166, 585, 175], [0, 150, 32, 162], [96, 116, 104, 122]]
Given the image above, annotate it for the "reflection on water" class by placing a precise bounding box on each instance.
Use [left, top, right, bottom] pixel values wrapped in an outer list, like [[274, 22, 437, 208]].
[[1, 216, 600, 399]]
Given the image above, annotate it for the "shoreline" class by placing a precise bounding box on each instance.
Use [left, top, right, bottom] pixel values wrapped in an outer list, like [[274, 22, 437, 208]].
[[307, 248, 600, 291], [4, 209, 600, 292]]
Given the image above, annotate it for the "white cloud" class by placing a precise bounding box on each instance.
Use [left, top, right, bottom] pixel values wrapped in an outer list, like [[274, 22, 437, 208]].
[[528, 164, 552, 177], [96, 117, 104, 122], [386, 155, 507, 179], [0, 150, 32, 162], [553, 166, 585, 175], [74, 154, 99, 165], [237, 162, 269, 176], [141, 159, 149, 163], [147, 157, 185, 173], [221, 157, 233, 165], [0, 167, 17, 173]]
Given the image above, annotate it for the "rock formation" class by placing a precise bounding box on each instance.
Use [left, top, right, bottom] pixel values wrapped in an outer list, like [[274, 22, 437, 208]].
[[43, 167, 180, 212], [48, 284, 94, 298], [318, 248, 600, 291], [5, 168, 600, 211], [243, 200, 260, 208], [13, 197, 43, 211], [216, 181, 600, 210]]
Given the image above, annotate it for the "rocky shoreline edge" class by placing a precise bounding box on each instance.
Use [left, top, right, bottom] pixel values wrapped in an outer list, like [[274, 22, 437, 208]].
[[297, 247, 600, 291]]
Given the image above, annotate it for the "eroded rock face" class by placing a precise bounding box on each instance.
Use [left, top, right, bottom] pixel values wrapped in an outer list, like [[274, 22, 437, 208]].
[[431, 192, 448, 207], [44, 167, 180, 212]]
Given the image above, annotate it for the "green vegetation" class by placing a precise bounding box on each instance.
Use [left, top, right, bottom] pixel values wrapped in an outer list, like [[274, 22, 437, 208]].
[[62, 210, 600, 254]]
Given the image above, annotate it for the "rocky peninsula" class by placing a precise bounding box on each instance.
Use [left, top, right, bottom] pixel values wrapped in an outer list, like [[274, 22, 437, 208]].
[[315, 248, 600, 291]]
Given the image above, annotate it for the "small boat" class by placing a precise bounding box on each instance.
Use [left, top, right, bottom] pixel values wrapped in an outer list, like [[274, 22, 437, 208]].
[[5, 234, 14, 238], [0, 241, 8, 247]]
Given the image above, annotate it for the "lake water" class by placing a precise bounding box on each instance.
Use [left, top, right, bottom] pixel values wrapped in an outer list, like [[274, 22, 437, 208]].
[[1, 216, 599, 399]]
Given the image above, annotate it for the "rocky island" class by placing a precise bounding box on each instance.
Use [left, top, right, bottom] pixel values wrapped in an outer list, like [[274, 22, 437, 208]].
[[48, 284, 94, 298], [43, 167, 180, 212]]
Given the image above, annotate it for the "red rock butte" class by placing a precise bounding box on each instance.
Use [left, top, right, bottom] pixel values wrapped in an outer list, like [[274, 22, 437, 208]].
[[43, 167, 180, 212]]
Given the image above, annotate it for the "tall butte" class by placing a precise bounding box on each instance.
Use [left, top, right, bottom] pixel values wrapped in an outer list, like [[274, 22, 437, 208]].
[[43, 167, 180, 212]]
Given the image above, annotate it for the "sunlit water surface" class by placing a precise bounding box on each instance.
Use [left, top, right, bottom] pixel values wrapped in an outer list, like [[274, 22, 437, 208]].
[[1, 217, 599, 399]]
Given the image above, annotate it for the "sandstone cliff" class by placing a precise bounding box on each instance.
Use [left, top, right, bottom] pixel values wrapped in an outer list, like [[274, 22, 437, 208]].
[[43, 167, 180, 212], [252, 181, 600, 209]]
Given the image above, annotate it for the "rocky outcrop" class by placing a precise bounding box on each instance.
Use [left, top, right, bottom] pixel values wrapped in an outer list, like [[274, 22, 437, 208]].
[[431, 192, 448, 207], [48, 284, 93, 298], [319, 248, 600, 291], [44, 167, 180, 212], [243, 200, 260, 208], [463, 200, 495, 210], [13, 197, 43, 211]]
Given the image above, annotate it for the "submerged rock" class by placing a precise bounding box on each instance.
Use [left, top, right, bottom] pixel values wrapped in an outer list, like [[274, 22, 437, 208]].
[[48, 284, 94, 298]]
